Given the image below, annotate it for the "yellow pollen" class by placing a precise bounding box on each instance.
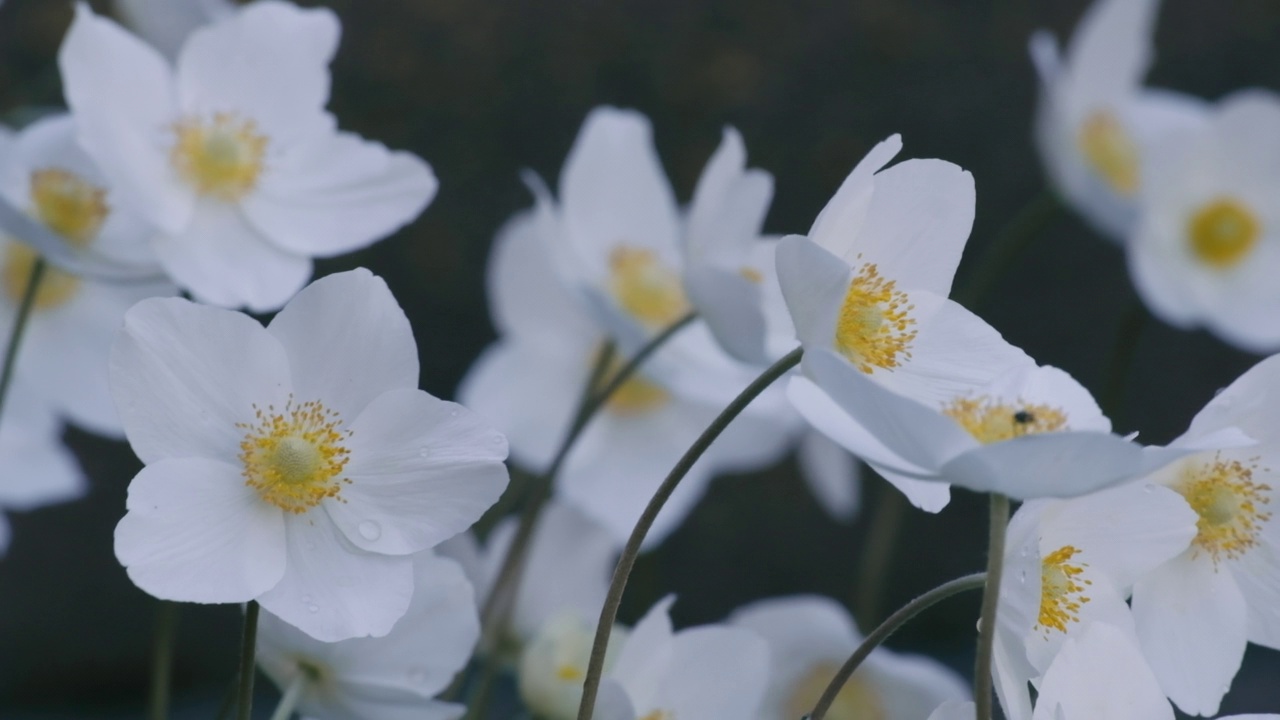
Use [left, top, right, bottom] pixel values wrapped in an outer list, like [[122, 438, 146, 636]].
[[941, 397, 1067, 444], [591, 345, 669, 416], [171, 112, 268, 201], [608, 246, 690, 328], [1175, 455, 1272, 564], [1078, 111, 1139, 196], [1187, 198, 1260, 269], [835, 261, 916, 374], [785, 662, 885, 720], [638, 712, 672, 720], [739, 266, 764, 283], [1037, 545, 1092, 635], [554, 663, 583, 682], [238, 397, 352, 513], [30, 168, 109, 247]]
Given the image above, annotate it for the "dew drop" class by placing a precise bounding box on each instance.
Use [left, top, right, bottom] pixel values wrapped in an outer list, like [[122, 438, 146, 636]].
[[358, 520, 382, 541], [1142, 485, 1154, 494], [418, 446, 431, 458], [301, 595, 312, 604], [1018, 571, 1027, 584], [450, 409, 459, 418], [308, 604, 319, 614]]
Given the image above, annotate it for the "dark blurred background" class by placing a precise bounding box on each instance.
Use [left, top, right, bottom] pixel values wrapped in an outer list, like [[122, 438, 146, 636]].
[[2, 0, 1279, 716]]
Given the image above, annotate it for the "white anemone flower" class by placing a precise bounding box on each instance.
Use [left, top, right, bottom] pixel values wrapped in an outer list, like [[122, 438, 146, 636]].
[[110, 269, 509, 641], [0, 383, 86, 555], [1127, 90, 1280, 352], [929, 702, 976, 720], [58, 2, 438, 311], [114, 0, 234, 60], [459, 204, 791, 548], [1030, 0, 1207, 242], [993, 483, 1198, 720], [0, 113, 174, 437], [792, 349, 1192, 503], [1129, 353, 1280, 715], [728, 595, 969, 720], [256, 551, 477, 720]]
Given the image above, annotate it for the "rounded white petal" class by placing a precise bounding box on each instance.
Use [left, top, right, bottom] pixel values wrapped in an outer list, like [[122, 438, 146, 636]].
[[151, 200, 313, 312], [330, 388, 508, 556], [684, 265, 769, 365], [610, 595, 677, 709], [257, 513, 414, 641], [1183, 352, 1280, 445], [1232, 538, 1280, 649], [110, 295, 292, 464], [866, 648, 971, 719], [0, 384, 85, 510], [775, 234, 852, 352], [1132, 554, 1247, 716], [685, 126, 772, 266], [1031, 622, 1172, 720], [867, 463, 953, 513], [651, 625, 770, 720], [116, 0, 236, 59], [115, 457, 286, 602], [808, 135, 903, 260], [1060, 0, 1159, 108], [267, 268, 419, 420]]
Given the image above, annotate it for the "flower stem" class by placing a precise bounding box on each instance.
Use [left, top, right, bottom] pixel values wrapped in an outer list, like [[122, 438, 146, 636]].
[[954, 190, 1060, 310], [267, 672, 308, 720], [576, 346, 803, 720], [853, 487, 907, 627], [974, 494, 1010, 720], [236, 601, 261, 720], [810, 572, 986, 720], [0, 256, 45, 421], [147, 601, 180, 720]]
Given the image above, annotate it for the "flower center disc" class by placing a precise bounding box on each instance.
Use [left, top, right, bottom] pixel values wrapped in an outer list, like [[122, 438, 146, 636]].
[[785, 662, 885, 720], [1037, 545, 1092, 634], [942, 398, 1067, 444], [171, 112, 268, 201], [835, 262, 916, 374], [1187, 198, 1260, 269], [2, 168, 108, 309], [608, 246, 689, 328], [1176, 455, 1272, 564], [239, 398, 352, 513], [1078, 110, 1139, 197]]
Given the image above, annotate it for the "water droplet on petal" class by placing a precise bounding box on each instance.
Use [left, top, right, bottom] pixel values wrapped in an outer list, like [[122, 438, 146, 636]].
[[1018, 571, 1027, 584], [1142, 485, 1154, 494], [450, 409, 459, 417], [301, 595, 312, 604], [418, 446, 430, 458], [358, 520, 382, 541], [308, 604, 319, 614]]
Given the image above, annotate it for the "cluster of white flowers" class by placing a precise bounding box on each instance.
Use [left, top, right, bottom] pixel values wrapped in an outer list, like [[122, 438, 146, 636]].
[[1, 0, 1279, 719]]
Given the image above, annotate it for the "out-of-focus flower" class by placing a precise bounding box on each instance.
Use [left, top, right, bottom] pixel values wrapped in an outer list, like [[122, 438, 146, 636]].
[[256, 551, 477, 720], [929, 701, 976, 720], [728, 594, 970, 720], [994, 483, 1197, 720], [59, 2, 438, 311], [796, 430, 862, 520], [1127, 90, 1280, 352], [519, 611, 630, 720], [114, 0, 234, 59], [460, 201, 790, 548], [0, 383, 86, 556], [0, 114, 174, 437], [1129, 353, 1280, 715], [111, 269, 508, 641], [1030, 0, 1206, 241]]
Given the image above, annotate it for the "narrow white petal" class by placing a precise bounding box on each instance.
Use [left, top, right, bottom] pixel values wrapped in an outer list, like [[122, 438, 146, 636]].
[[808, 135, 903, 259]]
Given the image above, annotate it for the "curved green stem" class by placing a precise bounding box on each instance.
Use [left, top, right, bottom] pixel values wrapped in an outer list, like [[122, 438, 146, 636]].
[[954, 190, 1061, 310], [810, 572, 987, 720], [0, 257, 45, 421], [148, 601, 180, 720], [974, 494, 1010, 720], [576, 347, 803, 720], [236, 601, 261, 720]]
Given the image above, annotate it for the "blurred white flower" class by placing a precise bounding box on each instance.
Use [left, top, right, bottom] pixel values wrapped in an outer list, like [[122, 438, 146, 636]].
[[928, 701, 976, 720], [0, 383, 86, 556], [59, 2, 438, 311], [519, 611, 630, 720], [728, 594, 970, 720], [114, 0, 234, 60], [0, 113, 174, 437], [1129, 353, 1280, 715], [994, 483, 1197, 720], [111, 269, 508, 641], [1030, 0, 1206, 241], [1127, 90, 1280, 352], [257, 551, 477, 720]]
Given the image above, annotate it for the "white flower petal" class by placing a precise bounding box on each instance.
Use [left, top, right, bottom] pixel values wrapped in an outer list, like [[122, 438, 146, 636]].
[[267, 268, 418, 420], [0, 384, 85, 509], [1032, 622, 1172, 720], [110, 296, 291, 464], [808, 135, 903, 260], [1182, 353, 1280, 444], [1060, 0, 1159, 107], [115, 457, 285, 602], [1132, 554, 1247, 716], [685, 127, 772, 266], [1233, 539, 1280, 649], [776, 235, 852, 352], [866, 648, 971, 719], [611, 595, 677, 710], [331, 388, 508, 555], [257, 514, 414, 641], [244, 134, 437, 257], [929, 701, 976, 720], [116, 0, 236, 59], [867, 463, 953, 513], [654, 625, 769, 720], [58, 3, 191, 234], [684, 265, 769, 365], [151, 200, 313, 312], [797, 430, 861, 520]]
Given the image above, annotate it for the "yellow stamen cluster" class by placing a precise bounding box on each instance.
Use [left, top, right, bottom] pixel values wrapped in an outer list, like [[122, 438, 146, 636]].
[[1175, 455, 1273, 564], [238, 397, 352, 513], [1037, 545, 1092, 634], [1078, 111, 1139, 196], [941, 397, 1067, 444], [608, 246, 690, 328], [1187, 198, 1260, 269], [835, 262, 916, 374], [554, 664, 584, 681], [591, 345, 668, 416], [171, 112, 268, 201], [30, 168, 109, 246], [739, 266, 764, 283], [638, 712, 672, 720], [784, 662, 885, 720]]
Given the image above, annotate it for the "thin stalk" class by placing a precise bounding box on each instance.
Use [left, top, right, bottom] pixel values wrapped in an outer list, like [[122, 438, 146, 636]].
[[974, 494, 1011, 720], [576, 347, 803, 720], [810, 572, 986, 720], [267, 672, 308, 720], [147, 601, 180, 720], [236, 601, 261, 720], [0, 257, 45, 419], [853, 488, 907, 627], [954, 190, 1061, 310]]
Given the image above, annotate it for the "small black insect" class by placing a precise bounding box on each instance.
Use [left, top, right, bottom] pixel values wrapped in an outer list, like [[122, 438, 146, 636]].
[[1013, 410, 1035, 425]]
